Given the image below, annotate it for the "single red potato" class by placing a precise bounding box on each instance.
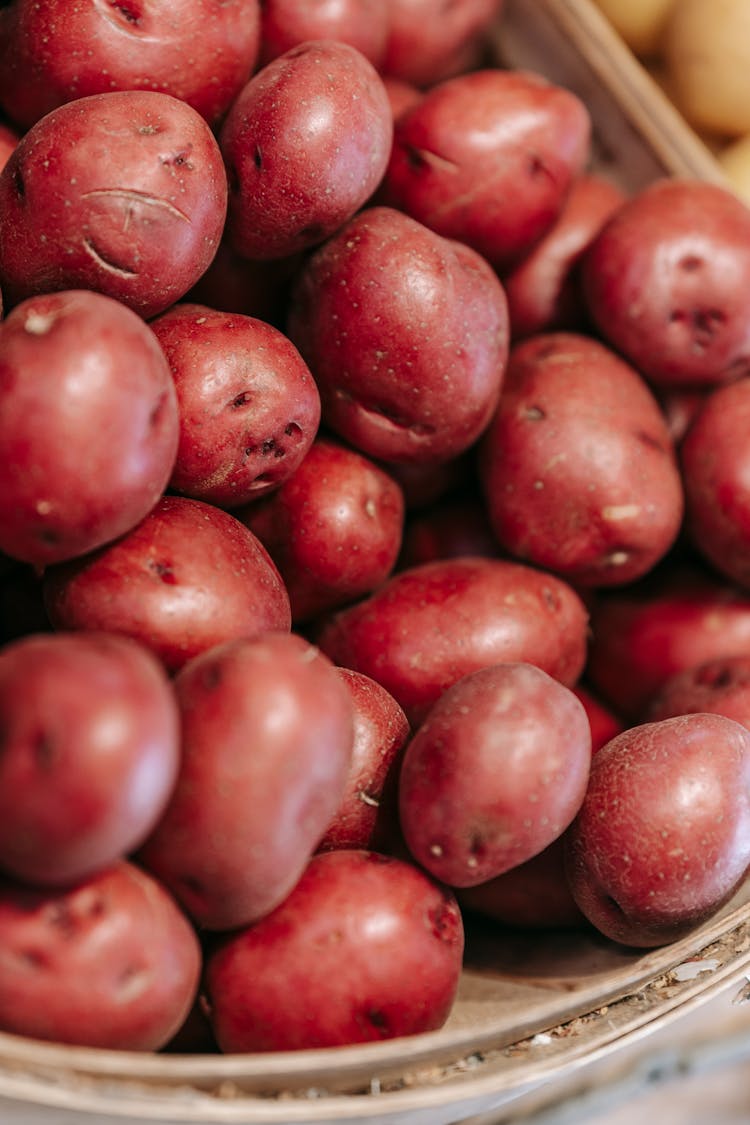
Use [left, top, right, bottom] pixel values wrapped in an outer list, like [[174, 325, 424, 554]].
[[647, 654, 750, 729], [582, 178, 750, 390], [0, 861, 201, 1050], [0, 90, 228, 319], [503, 173, 627, 340], [478, 332, 684, 587], [565, 713, 750, 947], [150, 303, 320, 508], [0, 632, 179, 887], [237, 437, 405, 623], [317, 668, 411, 853], [138, 633, 354, 931], [0, 289, 178, 568], [204, 849, 464, 1051], [287, 206, 510, 465], [0, 0, 261, 130], [381, 0, 504, 87], [399, 663, 591, 887], [586, 562, 750, 720], [221, 41, 392, 260], [681, 377, 750, 589], [42, 495, 291, 674], [383, 69, 591, 270], [258, 0, 388, 67], [316, 555, 589, 726]]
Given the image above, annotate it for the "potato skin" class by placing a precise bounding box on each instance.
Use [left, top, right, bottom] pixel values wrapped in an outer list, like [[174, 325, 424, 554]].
[[478, 332, 684, 587], [581, 178, 750, 389], [399, 663, 591, 886], [316, 556, 589, 726], [0, 90, 228, 318], [204, 849, 464, 1051], [0, 861, 201, 1050], [137, 633, 354, 931]]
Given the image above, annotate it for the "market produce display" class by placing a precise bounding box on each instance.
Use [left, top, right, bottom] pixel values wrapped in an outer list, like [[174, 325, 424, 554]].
[[1, 0, 750, 1068]]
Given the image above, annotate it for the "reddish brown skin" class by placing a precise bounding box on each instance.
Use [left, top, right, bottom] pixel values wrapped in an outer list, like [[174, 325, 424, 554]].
[[258, 0, 388, 68], [0, 290, 179, 568], [581, 178, 750, 390], [478, 332, 685, 588], [647, 655, 750, 729], [236, 437, 405, 624], [382, 76, 423, 120], [220, 41, 393, 261], [317, 668, 411, 852], [137, 633, 355, 931], [0, 632, 179, 887], [150, 303, 320, 508], [287, 206, 510, 465], [42, 496, 291, 674], [0, 90, 228, 319], [681, 377, 750, 588], [572, 685, 625, 753], [315, 555, 589, 726], [565, 714, 750, 948], [0, 861, 201, 1050], [0, 0, 261, 130], [397, 496, 501, 570], [382, 69, 591, 271], [587, 563, 750, 720], [185, 239, 302, 325], [657, 387, 708, 445], [0, 121, 19, 174], [503, 174, 626, 340], [204, 849, 464, 1051], [399, 663, 591, 887], [381, 0, 503, 87]]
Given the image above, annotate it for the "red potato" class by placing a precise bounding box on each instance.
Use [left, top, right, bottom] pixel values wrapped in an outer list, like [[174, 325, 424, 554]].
[[137, 633, 354, 931], [0, 290, 178, 568], [503, 174, 627, 340], [287, 206, 510, 465], [42, 495, 291, 674], [573, 684, 625, 753], [565, 713, 750, 947], [0, 861, 201, 1050], [385, 452, 475, 511], [478, 332, 685, 588], [185, 239, 302, 324], [382, 0, 504, 87], [647, 655, 750, 729], [149, 303, 320, 508], [0, 90, 228, 319], [220, 41, 393, 261], [382, 76, 423, 120], [258, 0, 388, 68], [680, 377, 750, 588], [317, 668, 411, 852], [316, 555, 589, 726], [582, 178, 750, 390], [399, 663, 591, 887], [0, 632, 179, 887], [586, 562, 750, 720], [0, 121, 19, 174], [204, 849, 464, 1051], [658, 386, 708, 445], [0, 0, 261, 130], [382, 69, 591, 271], [236, 437, 405, 624], [397, 495, 501, 570]]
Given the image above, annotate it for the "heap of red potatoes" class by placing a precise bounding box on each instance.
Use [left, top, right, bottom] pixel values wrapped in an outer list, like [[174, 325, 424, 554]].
[[1, 0, 750, 1057]]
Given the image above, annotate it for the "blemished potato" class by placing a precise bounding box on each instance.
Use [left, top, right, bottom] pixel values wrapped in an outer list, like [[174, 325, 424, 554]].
[[0, 862, 201, 1051], [478, 332, 684, 587], [137, 633, 355, 931], [581, 178, 750, 390], [0, 90, 228, 319], [315, 555, 589, 726], [398, 663, 592, 887], [204, 849, 464, 1051]]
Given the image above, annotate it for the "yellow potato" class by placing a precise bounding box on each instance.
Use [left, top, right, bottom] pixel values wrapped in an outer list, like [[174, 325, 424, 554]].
[[591, 0, 677, 58], [718, 133, 750, 206], [664, 0, 750, 136]]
